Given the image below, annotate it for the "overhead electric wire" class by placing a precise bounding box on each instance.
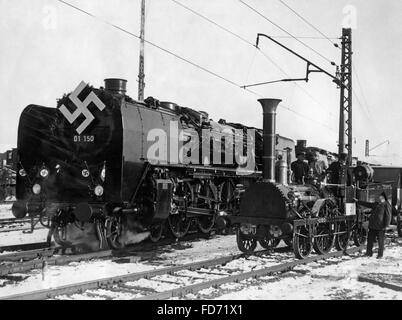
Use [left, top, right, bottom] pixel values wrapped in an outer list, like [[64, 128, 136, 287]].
[[169, 0, 337, 122], [55, 0, 337, 133], [352, 65, 371, 116], [170, 0, 255, 47], [277, 0, 340, 49], [272, 0, 388, 143], [56, 0, 254, 93], [270, 35, 339, 40], [238, 0, 337, 66]]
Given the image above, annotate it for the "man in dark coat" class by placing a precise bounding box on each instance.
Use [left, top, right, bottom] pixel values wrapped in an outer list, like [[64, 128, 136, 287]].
[[309, 151, 328, 183], [291, 152, 309, 184], [326, 153, 347, 184], [356, 192, 392, 258]]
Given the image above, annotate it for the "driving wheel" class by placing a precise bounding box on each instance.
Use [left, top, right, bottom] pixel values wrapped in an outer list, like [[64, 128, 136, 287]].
[[293, 225, 312, 259], [334, 221, 350, 251], [105, 216, 125, 250], [149, 223, 164, 243]]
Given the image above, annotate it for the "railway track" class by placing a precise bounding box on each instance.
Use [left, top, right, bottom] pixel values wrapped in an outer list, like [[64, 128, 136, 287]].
[[0, 231, 219, 276], [0, 218, 31, 225], [0, 242, 51, 253], [0, 247, 56, 263], [0, 245, 365, 300], [0, 249, 113, 277], [0, 217, 46, 233]]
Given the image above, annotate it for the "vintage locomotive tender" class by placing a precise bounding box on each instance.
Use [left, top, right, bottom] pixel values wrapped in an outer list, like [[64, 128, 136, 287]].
[[226, 98, 399, 258]]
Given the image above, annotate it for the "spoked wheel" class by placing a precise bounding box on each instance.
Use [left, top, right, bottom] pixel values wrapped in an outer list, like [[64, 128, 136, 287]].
[[313, 225, 335, 254], [105, 216, 125, 250], [312, 199, 336, 255], [149, 223, 164, 243], [195, 180, 217, 234], [335, 221, 350, 251], [353, 224, 367, 246], [293, 226, 312, 259], [168, 181, 193, 239], [168, 214, 191, 239], [397, 211, 402, 237], [219, 179, 236, 212], [236, 229, 257, 253], [259, 237, 281, 249]]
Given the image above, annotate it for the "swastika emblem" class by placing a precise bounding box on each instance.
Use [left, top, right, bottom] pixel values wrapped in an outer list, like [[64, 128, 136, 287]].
[[59, 81, 106, 134]]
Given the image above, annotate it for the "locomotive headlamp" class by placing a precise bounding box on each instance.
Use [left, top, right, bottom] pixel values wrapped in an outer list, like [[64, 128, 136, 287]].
[[82, 169, 90, 178], [40, 168, 49, 178], [100, 167, 106, 182], [32, 184, 41, 195], [94, 185, 104, 197], [19, 169, 27, 177]]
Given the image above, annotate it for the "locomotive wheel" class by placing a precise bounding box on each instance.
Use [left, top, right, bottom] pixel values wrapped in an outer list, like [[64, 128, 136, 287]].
[[168, 214, 191, 239], [167, 180, 193, 239], [195, 181, 217, 234], [236, 229, 257, 253], [397, 211, 402, 237], [259, 237, 281, 249], [313, 225, 335, 255], [293, 226, 312, 259], [105, 216, 125, 250], [149, 223, 164, 243], [197, 215, 216, 234], [312, 198, 336, 255], [353, 224, 367, 246], [334, 221, 350, 251], [219, 179, 236, 212]]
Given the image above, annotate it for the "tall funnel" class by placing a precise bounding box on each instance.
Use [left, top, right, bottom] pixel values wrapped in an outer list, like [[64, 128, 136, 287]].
[[258, 99, 282, 182]]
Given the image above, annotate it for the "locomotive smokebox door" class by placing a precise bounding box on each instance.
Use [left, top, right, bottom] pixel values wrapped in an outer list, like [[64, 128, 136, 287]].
[[153, 179, 174, 221]]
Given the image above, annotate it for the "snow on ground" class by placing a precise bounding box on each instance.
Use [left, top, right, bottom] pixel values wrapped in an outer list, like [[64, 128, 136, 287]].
[[0, 204, 13, 219], [0, 213, 401, 300], [0, 234, 242, 298], [0, 228, 48, 247], [0, 258, 159, 298], [215, 244, 402, 300], [156, 234, 244, 264], [0, 204, 49, 246]]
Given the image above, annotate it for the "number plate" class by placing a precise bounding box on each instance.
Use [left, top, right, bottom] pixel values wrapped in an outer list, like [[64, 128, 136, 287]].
[[73, 135, 95, 143]]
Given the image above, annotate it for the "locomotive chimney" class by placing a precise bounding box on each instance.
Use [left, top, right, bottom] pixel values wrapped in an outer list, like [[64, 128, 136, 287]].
[[258, 99, 282, 182], [104, 78, 127, 95]]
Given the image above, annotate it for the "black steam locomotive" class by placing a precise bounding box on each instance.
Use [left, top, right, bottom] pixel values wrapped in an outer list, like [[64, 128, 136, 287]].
[[11, 80, 401, 253], [227, 99, 401, 258], [12, 79, 270, 250]]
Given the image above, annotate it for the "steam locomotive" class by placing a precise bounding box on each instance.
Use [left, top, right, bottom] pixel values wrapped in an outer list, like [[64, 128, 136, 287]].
[[12, 79, 271, 250], [226, 99, 401, 258], [11, 79, 401, 253]]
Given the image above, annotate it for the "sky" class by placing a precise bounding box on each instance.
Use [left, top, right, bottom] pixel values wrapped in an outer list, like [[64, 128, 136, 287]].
[[0, 0, 401, 164]]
